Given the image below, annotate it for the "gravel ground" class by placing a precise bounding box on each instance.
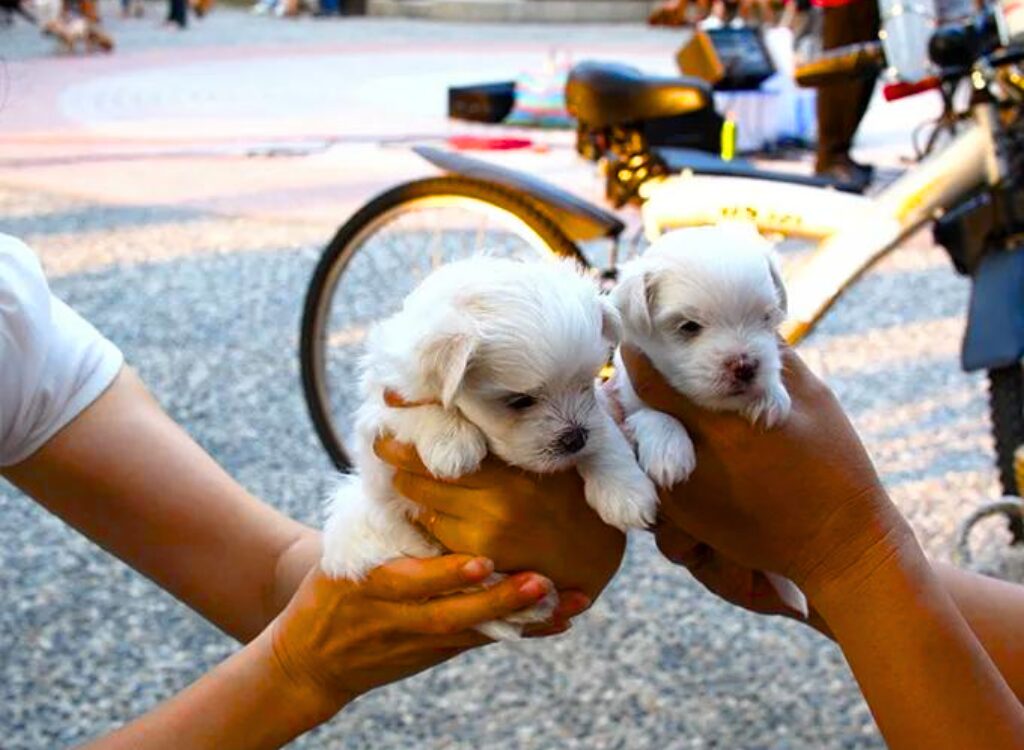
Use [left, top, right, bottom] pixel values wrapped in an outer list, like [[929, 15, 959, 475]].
[[0, 180, 1020, 749]]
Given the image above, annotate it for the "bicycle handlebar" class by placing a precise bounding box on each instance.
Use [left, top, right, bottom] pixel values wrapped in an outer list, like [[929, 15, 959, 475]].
[[989, 46, 1024, 69], [795, 9, 1014, 90], [794, 41, 886, 88]]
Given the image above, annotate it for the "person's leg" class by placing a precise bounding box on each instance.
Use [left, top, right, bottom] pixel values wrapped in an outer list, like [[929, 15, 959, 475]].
[[815, 0, 881, 178], [314, 0, 339, 17], [167, 0, 186, 25]]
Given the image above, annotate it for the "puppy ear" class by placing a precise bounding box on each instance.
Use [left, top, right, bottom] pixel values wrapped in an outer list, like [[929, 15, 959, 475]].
[[611, 267, 657, 336], [599, 295, 623, 345], [766, 252, 788, 315], [420, 328, 477, 409]]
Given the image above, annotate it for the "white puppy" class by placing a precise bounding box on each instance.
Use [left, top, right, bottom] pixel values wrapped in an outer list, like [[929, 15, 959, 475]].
[[322, 255, 659, 640], [608, 224, 791, 489]]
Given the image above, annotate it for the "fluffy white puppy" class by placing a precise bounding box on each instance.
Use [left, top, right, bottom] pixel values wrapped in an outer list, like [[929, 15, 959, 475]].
[[608, 224, 791, 489], [322, 255, 658, 640]]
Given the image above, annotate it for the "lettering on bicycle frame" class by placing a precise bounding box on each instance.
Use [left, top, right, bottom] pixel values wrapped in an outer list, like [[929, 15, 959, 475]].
[[719, 205, 805, 228]]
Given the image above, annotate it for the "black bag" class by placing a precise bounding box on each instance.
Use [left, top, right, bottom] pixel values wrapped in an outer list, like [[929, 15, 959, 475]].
[[448, 81, 516, 124], [677, 27, 776, 92]]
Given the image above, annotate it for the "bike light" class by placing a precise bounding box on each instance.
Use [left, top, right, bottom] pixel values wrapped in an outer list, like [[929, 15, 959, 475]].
[[883, 76, 940, 101]]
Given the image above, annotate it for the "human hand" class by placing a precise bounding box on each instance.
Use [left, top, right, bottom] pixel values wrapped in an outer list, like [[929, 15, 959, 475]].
[[622, 345, 914, 607], [269, 555, 572, 721], [374, 436, 626, 604], [655, 517, 808, 619]]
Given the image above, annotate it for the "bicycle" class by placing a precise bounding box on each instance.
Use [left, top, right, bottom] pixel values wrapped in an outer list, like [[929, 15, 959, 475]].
[[300, 5, 1024, 537]]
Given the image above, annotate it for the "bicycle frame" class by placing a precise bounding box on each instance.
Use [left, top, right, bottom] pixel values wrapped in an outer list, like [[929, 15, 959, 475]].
[[639, 119, 992, 344]]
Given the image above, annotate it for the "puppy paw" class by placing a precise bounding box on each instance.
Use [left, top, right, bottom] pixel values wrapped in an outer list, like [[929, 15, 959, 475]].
[[625, 410, 696, 488], [415, 417, 488, 479], [476, 619, 525, 641], [746, 382, 792, 428], [475, 587, 558, 641], [584, 466, 659, 531], [503, 588, 558, 626]]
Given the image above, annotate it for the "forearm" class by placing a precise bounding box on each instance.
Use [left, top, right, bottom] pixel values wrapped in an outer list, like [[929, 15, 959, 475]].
[[79, 629, 341, 750], [805, 559, 1024, 703], [813, 536, 1024, 749], [4, 369, 317, 642], [932, 561, 1024, 703]]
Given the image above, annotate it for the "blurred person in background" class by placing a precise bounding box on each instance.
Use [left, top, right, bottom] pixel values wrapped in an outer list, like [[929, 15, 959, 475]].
[[40, 0, 114, 53], [813, 0, 879, 188], [314, 0, 342, 18], [166, 0, 186, 28]]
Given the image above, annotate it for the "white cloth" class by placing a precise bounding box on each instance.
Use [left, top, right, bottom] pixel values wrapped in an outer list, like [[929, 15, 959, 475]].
[[714, 27, 818, 152], [0, 234, 123, 467]]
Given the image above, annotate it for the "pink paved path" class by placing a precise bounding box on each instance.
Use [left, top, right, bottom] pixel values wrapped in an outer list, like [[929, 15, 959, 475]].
[[0, 12, 939, 225]]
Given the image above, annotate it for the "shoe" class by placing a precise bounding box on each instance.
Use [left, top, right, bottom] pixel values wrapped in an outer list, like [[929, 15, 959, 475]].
[[816, 156, 873, 191]]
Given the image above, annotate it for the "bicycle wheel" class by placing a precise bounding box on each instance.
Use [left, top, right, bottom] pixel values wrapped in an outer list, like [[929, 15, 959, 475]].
[[989, 363, 1024, 498], [300, 176, 585, 471]]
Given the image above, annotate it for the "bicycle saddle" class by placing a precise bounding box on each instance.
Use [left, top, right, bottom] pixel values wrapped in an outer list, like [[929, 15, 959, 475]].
[[566, 61, 714, 129]]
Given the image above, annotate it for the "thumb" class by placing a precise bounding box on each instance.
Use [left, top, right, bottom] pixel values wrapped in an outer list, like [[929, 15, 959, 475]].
[[619, 345, 705, 425]]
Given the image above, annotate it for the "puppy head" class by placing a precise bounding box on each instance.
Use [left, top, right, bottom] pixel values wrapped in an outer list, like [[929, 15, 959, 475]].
[[399, 256, 620, 473], [613, 224, 787, 412]]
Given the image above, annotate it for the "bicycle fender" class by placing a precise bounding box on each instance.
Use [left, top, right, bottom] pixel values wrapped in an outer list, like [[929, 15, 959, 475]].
[[962, 247, 1024, 372], [412, 145, 624, 242]]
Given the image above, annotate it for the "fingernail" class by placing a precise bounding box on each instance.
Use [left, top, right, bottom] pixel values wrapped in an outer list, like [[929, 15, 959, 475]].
[[518, 575, 553, 600], [565, 593, 592, 614], [462, 558, 494, 579]]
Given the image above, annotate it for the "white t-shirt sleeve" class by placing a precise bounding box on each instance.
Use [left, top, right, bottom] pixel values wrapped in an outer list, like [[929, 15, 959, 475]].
[[0, 234, 124, 467]]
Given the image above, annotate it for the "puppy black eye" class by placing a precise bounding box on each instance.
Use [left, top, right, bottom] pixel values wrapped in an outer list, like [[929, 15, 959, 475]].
[[505, 394, 537, 411], [678, 320, 703, 335]]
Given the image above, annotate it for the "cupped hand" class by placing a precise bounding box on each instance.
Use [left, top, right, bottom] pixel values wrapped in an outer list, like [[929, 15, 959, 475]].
[[269, 554, 571, 720], [622, 344, 914, 605], [374, 436, 626, 604]]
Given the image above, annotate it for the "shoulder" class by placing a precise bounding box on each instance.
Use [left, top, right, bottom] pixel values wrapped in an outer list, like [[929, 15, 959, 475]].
[[0, 233, 52, 357], [0, 234, 124, 467], [0, 233, 46, 284]]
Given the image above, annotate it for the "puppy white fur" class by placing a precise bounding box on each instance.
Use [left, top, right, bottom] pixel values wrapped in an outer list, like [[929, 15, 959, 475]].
[[322, 256, 658, 640], [609, 224, 791, 489]]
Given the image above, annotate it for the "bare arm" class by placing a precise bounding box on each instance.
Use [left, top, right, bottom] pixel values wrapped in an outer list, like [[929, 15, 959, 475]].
[[934, 561, 1024, 703], [78, 557, 556, 749], [627, 345, 1024, 749], [4, 368, 586, 748], [79, 629, 334, 750], [807, 528, 1024, 750], [2, 367, 318, 643], [803, 561, 1024, 704]]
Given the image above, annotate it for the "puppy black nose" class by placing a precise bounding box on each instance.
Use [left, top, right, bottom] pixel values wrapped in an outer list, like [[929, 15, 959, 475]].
[[726, 355, 759, 384], [556, 426, 589, 455]]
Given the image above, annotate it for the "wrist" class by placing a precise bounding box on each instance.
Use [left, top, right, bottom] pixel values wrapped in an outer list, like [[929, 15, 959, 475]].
[[268, 529, 321, 621], [253, 627, 351, 731], [804, 517, 926, 625], [788, 486, 914, 607]]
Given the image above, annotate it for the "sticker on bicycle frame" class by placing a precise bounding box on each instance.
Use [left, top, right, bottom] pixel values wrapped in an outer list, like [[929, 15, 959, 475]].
[[896, 177, 946, 223], [719, 205, 805, 228]]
